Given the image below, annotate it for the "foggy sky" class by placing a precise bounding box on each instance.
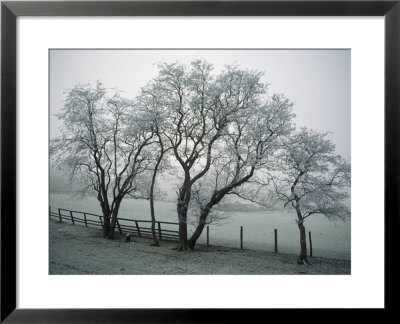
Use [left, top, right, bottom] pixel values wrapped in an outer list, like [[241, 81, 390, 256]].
[[50, 49, 351, 159]]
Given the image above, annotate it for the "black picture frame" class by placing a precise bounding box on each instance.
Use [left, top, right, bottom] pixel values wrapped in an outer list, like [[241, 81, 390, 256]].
[[1, 0, 399, 322]]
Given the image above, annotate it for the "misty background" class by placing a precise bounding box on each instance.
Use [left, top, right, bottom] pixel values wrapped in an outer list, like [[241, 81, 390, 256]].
[[49, 49, 351, 199]]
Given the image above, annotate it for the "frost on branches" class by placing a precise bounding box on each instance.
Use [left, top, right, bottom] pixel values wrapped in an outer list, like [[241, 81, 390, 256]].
[[272, 127, 351, 264], [137, 60, 295, 250], [50, 60, 350, 264], [50, 82, 156, 239]]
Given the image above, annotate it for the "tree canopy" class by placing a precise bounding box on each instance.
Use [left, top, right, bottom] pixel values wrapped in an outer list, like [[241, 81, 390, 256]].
[[51, 59, 350, 261]]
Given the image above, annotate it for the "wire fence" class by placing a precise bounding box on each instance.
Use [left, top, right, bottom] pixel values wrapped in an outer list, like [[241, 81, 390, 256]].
[[49, 206, 314, 256]]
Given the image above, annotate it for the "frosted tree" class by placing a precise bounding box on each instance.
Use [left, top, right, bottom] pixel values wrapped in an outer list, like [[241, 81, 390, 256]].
[[271, 127, 351, 265], [135, 85, 172, 246], [141, 60, 294, 250], [50, 82, 155, 239], [186, 94, 295, 249]]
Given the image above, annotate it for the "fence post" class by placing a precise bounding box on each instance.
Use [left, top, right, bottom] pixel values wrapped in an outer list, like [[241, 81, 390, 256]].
[[135, 221, 142, 237], [83, 213, 88, 227], [116, 219, 122, 234], [157, 222, 162, 240], [207, 226, 209, 246], [58, 208, 62, 222], [70, 211, 75, 225], [240, 226, 243, 250], [309, 231, 313, 257], [274, 229, 278, 253]]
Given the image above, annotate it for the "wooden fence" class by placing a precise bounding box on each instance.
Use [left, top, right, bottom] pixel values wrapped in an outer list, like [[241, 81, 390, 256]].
[[49, 206, 180, 241], [49, 206, 313, 256]]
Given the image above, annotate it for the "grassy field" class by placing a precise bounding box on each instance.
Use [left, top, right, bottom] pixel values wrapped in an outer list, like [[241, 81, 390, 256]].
[[50, 193, 351, 260], [49, 220, 351, 275]]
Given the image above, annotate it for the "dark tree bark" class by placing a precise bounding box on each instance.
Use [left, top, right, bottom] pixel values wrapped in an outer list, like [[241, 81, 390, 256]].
[[291, 175, 311, 265], [99, 194, 111, 238], [188, 168, 254, 250], [102, 214, 111, 238], [149, 142, 164, 246], [150, 193, 160, 247], [175, 170, 194, 250], [297, 222, 312, 265], [188, 210, 209, 250], [177, 195, 190, 250], [149, 131, 167, 246], [107, 199, 122, 240]]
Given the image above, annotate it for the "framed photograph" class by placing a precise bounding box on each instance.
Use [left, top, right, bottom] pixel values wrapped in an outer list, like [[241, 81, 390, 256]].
[[1, 0, 399, 322]]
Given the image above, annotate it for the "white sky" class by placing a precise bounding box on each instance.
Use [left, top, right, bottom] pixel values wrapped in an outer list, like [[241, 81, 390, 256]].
[[50, 49, 350, 159]]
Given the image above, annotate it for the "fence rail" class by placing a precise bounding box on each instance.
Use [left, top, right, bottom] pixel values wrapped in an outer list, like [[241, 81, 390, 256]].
[[49, 206, 314, 256], [49, 207, 180, 241]]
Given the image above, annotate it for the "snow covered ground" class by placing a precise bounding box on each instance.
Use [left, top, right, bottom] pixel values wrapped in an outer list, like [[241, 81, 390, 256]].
[[49, 220, 350, 275], [49, 193, 351, 260]]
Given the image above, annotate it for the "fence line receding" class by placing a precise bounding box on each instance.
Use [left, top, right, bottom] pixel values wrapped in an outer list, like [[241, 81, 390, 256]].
[[49, 206, 314, 256], [49, 207, 180, 241]]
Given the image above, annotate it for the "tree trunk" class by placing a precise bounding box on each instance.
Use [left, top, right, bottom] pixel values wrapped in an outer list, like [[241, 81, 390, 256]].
[[101, 203, 111, 238], [98, 194, 111, 238], [177, 201, 188, 250], [150, 196, 159, 246], [188, 210, 209, 250], [187, 170, 255, 250], [107, 199, 122, 240], [102, 213, 111, 238], [149, 146, 163, 247], [107, 218, 116, 240], [177, 175, 191, 250], [297, 222, 312, 265]]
